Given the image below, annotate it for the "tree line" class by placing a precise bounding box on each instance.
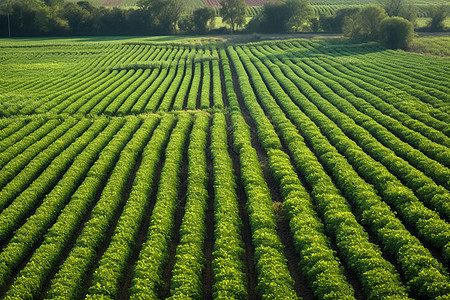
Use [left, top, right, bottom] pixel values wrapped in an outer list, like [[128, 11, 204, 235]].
[[0, 0, 203, 36], [0, 0, 448, 42]]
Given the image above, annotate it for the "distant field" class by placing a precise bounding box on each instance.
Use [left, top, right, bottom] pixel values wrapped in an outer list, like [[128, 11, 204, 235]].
[[65, 0, 449, 15], [0, 36, 449, 300]]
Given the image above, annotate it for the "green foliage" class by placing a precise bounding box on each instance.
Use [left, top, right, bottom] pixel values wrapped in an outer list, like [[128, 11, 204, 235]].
[[379, 16, 414, 49], [408, 37, 450, 56], [319, 7, 361, 33], [248, 0, 313, 33], [428, 4, 449, 31], [194, 7, 216, 33], [220, 0, 247, 32], [168, 113, 210, 299], [45, 116, 146, 300], [380, 0, 417, 22], [343, 5, 388, 40], [87, 115, 171, 299], [1, 37, 450, 300], [130, 113, 193, 300], [210, 113, 247, 299]]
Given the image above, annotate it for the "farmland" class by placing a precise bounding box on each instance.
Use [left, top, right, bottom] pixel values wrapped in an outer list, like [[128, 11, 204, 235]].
[[63, 0, 448, 19], [0, 36, 449, 299]]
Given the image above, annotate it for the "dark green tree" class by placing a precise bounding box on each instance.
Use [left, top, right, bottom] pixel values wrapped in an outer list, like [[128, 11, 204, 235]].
[[379, 0, 417, 23], [428, 5, 448, 31], [285, 0, 312, 32], [220, 0, 246, 33], [62, 2, 92, 35], [379, 16, 413, 49], [343, 5, 387, 40], [319, 7, 360, 33], [247, 0, 312, 33], [193, 7, 215, 33], [138, 0, 185, 34]]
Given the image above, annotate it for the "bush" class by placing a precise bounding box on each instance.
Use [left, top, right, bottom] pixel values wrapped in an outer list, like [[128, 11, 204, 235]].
[[379, 16, 414, 49], [428, 5, 448, 31], [246, 0, 312, 33], [343, 5, 387, 41]]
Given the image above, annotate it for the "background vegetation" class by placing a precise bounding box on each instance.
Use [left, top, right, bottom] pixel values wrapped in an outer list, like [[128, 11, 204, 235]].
[[0, 0, 449, 38]]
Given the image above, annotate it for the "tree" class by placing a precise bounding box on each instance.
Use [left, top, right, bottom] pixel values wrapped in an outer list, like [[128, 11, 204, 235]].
[[62, 2, 92, 35], [379, 16, 413, 49], [220, 0, 246, 33], [379, 0, 416, 23], [319, 7, 360, 33], [284, 0, 312, 32], [428, 5, 448, 31], [193, 7, 215, 33], [247, 0, 312, 33], [343, 5, 387, 41], [178, 15, 195, 33], [310, 16, 319, 32], [138, 0, 185, 34]]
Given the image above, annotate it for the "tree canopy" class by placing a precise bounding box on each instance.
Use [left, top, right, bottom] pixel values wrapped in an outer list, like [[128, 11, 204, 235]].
[[343, 5, 387, 41], [247, 0, 312, 33], [379, 16, 414, 49], [220, 0, 246, 33]]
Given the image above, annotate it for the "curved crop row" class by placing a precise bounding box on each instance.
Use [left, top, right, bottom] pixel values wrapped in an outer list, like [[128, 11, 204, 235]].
[[1, 116, 138, 299], [239, 44, 450, 299], [211, 47, 224, 109], [200, 49, 212, 109], [302, 54, 450, 143], [271, 46, 450, 215], [0, 118, 45, 153], [32, 45, 137, 115], [0, 117, 123, 293], [264, 51, 450, 219], [172, 50, 195, 111], [144, 48, 188, 112], [0, 119, 61, 170], [298, 57, 450, 168], [45, 116, 148, 300], [186, 49, 203, 110], [130, 47, 176, 113], [0, 120, 25, 140], [229, 45, 410, 299], [0, 117, 86, 211], [255, 40, 450, 259]]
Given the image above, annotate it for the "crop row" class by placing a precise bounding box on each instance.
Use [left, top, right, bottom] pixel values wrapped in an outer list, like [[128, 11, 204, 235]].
[[2, 116, 139, 298], [130, 113, 193, 299], [30, 45, 142, 115], [0, 117, 125, 295], [228, 44, 410, 299], [169, 113, 210, 299], [224, 46, 358, 299], [233, 43, 450, 298], [86, 115, 173, 299], [210, 112, 247, 299], [260, 47, 450, 221], [254, 42, 450, 260], [2, 44, 227, 117], [0, 117, 87, 212]]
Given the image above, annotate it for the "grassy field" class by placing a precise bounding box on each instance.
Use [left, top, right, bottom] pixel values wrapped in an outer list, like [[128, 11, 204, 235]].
[[0, 36, 449, 300]]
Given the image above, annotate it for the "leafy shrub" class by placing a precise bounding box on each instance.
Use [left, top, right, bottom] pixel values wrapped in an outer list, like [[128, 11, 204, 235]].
[[379, 16, 414, 49]]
